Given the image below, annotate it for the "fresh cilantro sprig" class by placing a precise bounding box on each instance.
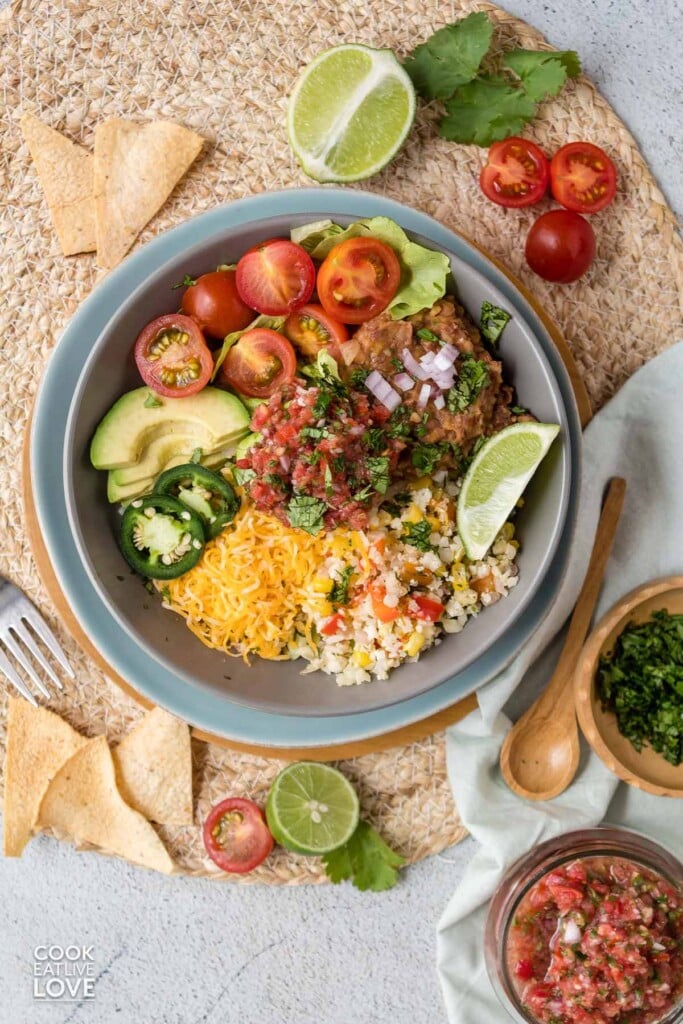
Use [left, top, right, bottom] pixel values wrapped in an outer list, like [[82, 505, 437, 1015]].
[[330, 566, 354, 606], [402, 520, 434, 552], [287, 495, 327, 535], [447, 357, 490, 413], [405, 13, 581, 147], [480, 301, 511, 346], [322, 820, 406, 892]]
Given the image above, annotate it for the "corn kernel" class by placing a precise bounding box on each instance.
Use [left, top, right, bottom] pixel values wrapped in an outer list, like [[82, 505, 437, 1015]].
[[426, 515, 441, 530], [318, 600, 333, 617], [312, 577, 333, 594], [403, 504, 423, 524], [502, 522, 515, 540], [352, 650, 372, 668], [405, 632, 425, 657], [408, 476, 431, 491], [451, 562, 469, 591]]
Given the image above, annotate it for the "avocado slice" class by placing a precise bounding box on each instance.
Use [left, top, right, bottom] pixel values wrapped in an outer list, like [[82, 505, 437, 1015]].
[[107, 445, 237, 504], [90, 387, 250, 470], [235, 432, 262, 461], [107, 473, 155, 505], [110, 437, 238, 489]]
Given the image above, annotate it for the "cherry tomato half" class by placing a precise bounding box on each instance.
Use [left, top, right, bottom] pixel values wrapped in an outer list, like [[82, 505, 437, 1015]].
[[235, 238, 315, 316], [284, 303, 349, 359], [525, 210, 596, 283], [134, 313, 213, 398], [203, 797, 274, 874], [550, 142, 617, 214], [317, 238, 401, 324], [218, 327, 297, 398], [412, 595, 445, 622], [181, 270, 255, 339], [479, 137, 550, 208]]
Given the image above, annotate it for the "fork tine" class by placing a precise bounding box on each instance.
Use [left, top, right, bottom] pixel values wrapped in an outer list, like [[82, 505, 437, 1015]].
[[13, 620, 64, 690], [22, 611, 75, 680], [0, 647, 38, 705], [3, 630, 51, 698]]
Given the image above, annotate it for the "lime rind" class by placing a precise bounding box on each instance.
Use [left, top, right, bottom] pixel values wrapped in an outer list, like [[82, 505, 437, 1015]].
[[266, 761, 360, 855], [457, 423, 560, 561], [287, 44, 416, 183]]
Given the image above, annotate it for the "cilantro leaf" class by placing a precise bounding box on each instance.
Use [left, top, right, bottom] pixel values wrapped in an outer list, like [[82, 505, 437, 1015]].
[[411, 441, 447, 475], [353, 483, 375, 502], [322, 820, 406, 892], [287, 495, 327, 535], [301, 350, 347, 395], [365, 456, 390, 494], [416, 328, 441, 344], [362, 428, 387, 454], [480, 301, 511, 346], [440, 76, 536, 146], [402, 519, 434, 552], [447, 357, 490, 413], [504, 48, 581, 101], [233, 466, 256, 487], [350, 368, 370, 388], [143, 391, 162, 408], [404, 12, 493, 101], [330, 566, 354, 606]]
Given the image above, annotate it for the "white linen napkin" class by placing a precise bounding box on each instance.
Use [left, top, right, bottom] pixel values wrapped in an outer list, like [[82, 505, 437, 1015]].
[[436, 343, 683, 1023]]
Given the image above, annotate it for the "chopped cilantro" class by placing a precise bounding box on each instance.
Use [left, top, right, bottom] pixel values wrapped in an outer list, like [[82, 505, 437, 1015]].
[[143, 392, 163, 408], [322, 820, 405, 892], [353, 483, 375, 502], [330, 566, 354, 606], [480, 301, 511, 345], [263, 473, 287, 490], [313, 389, 334, 418], [411, 442, 447, 475], [414, 412, 429, 437], [447, 357, 490, 413], [287, 495, 327, 535], [386, 404, 412, 439], [365, 456, 390, 494], [301, 426, 330, 441], [331, 453, 346, 473], [233, 467, 256, 486], [362, 428, 387, 454], [303, 449, 324, 466], [597, 609, 683, 765], [190, 447, 202, 464], [349, 367, 370, 388], [301, 350, 347, 395], [416, 327, 441, 344], [402, 520, 434, 552], [171, 273, 197, 290], [390, 356, 404, 371]]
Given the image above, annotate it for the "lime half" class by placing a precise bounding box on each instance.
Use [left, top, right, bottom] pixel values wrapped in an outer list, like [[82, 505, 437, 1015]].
[[266, 762, 360, 855], [287, 44, 416, 183], [457, 423, 561, 560]]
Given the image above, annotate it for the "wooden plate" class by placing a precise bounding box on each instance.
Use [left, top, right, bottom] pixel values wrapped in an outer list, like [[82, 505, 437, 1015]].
[[575, 576, 683, 798]]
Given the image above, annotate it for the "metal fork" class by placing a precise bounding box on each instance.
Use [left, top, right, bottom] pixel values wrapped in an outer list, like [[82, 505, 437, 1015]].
[[0, 579, 75, 705]]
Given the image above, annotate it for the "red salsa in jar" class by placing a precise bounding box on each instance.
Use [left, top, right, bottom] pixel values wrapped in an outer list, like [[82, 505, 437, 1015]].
[[507, 856, 683, 1024]]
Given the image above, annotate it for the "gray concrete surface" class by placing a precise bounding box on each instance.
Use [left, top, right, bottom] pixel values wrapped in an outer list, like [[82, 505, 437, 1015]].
[[1, 2, 681, 1022]]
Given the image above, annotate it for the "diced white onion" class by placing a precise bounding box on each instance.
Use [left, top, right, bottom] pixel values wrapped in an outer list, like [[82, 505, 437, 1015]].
[[434, 394, 445, 410], [417, 383, 431, 409], [653, 942, 666, 951], [393, 372, 415, 392], [563, 920, 582, 944], [433, 346, 458, 372], [433, 373, 455, 390], [365, 370, 402, 411], [419, 351, 437, 372], [401, 348, 429, 380]]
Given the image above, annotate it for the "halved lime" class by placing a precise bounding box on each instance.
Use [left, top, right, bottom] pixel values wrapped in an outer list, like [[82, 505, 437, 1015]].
[[287, 44, 416, 183], [457, 423, 561, 560], [266, 762, 360, 855]]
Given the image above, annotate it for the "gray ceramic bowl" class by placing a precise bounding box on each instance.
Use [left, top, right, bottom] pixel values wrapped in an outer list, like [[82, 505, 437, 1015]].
[[65, 205, 573, 716]]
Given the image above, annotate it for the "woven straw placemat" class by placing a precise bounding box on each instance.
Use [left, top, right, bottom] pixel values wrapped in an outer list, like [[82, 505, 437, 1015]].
[[1, 0, 681, 883]]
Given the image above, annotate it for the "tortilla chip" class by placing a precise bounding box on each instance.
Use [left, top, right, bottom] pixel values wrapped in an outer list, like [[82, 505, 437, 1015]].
[[113, 707, 193, 825], [93, 118, 204, 269], [37, 736, 175, 874], [20, 113, 97, 255], [3, 698, 89, 857]]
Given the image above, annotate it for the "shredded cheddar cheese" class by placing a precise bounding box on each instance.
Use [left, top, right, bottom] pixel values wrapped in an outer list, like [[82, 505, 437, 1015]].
[[158, 504, 363, 661]]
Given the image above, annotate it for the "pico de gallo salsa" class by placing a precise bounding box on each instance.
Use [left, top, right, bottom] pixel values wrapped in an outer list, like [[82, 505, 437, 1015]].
[[507, 856, 683, 1024]]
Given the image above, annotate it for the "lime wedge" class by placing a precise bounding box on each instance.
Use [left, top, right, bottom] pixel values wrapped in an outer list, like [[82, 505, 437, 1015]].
[[287, 44, 416, 183], [266, 762, 360, 855], [457, 423, 561, 560]]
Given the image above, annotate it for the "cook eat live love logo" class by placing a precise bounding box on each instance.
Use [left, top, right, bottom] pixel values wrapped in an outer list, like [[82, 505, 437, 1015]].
[[33, 945, 96, 1001]]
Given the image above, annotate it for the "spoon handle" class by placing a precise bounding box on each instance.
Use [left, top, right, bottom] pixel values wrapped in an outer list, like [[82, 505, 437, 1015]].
[[534, 476, 627, 712]]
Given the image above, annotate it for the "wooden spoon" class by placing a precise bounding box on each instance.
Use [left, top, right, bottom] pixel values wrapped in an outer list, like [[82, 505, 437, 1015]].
[[500, 477, 626, 801]]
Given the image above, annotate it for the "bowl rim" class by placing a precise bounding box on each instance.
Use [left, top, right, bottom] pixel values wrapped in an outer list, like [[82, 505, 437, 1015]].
[[30, 187, 583, 745], [575, 574, 683, 798], [62, 204, 572, 716]]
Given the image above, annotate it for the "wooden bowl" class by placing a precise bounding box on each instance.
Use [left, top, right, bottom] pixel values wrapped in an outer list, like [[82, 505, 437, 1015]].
[[575, 576, 683, 798]]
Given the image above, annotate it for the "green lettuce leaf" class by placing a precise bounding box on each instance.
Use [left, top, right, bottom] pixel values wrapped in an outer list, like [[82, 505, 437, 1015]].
[[290, 217, 450, 320], [211, 314, 287, 380]]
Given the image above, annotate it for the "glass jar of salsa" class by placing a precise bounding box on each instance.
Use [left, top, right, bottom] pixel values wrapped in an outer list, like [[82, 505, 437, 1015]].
[[485, 828, 683, 1024]]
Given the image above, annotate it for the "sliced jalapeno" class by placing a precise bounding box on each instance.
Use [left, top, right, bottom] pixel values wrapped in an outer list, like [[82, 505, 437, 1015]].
[[153, 463, 239, 539], [119, 494, 205, 580]]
